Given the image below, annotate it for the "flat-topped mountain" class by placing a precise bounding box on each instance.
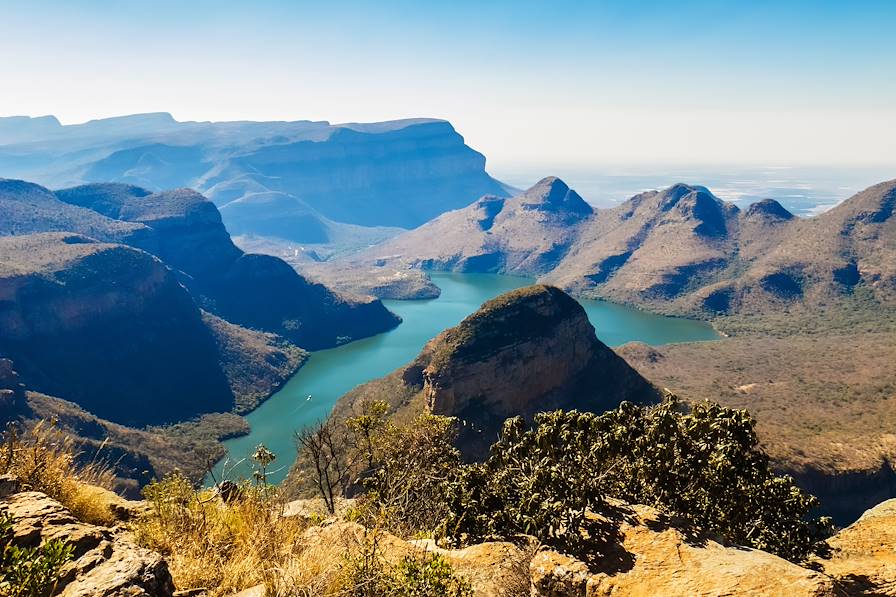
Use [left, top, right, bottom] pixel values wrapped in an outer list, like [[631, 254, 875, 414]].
[[361, 177, 896, 320], [0, 114, 510, 242], [1, 179, 401, 349], [322, 284, 658, 461]]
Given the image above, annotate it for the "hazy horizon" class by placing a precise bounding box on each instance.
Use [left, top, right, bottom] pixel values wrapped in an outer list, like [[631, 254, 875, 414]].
[[2, 1, 895, 167]]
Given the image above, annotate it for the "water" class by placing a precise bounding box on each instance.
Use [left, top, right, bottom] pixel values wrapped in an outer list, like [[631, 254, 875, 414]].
[[210, 272, 718, 484]]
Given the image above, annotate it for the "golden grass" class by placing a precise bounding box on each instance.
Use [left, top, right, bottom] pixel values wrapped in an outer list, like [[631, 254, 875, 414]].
[[133, 473, 320, 596], [0, 420, 117, 526]]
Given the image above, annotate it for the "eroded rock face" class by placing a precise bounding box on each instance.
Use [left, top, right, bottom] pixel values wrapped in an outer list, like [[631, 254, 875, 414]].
[[1, 489, 174, 597], [413, 285, 658, 457], [529, 503, 836, 597], [818, 498, 896, 595]]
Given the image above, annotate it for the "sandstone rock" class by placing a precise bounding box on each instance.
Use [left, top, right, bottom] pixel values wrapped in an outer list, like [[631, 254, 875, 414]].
[[1, 490, 174, 596], [300, 521, 532, 596], [529, 503, 836, 597], [411, 537, 536, 597], [818, 498, 896, 595]]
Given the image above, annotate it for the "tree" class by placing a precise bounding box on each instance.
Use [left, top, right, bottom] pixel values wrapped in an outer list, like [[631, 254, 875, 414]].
[[296, 419, 354, 514]]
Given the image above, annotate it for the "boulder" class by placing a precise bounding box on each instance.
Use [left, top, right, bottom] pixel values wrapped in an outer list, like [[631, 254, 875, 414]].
[[817, 498, 896, 595], [529, 503, 836, 597], [1, 489, 174, 596]]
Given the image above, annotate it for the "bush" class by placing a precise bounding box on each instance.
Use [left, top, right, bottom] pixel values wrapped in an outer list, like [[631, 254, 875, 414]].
[[1, 510, 73, 597], [438, 394, 832, 563], [338, 528, 471, 597]]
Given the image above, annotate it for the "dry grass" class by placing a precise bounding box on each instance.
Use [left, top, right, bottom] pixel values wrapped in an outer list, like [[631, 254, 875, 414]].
[[0, 420, 117, 526], [133, 473, 314, 596]]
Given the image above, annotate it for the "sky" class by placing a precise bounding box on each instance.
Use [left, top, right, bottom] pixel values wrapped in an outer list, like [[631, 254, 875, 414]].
[[1, 0, 895, 168]]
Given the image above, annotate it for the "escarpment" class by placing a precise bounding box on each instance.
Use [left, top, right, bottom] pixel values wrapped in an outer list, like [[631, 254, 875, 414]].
[[0, 233, 235, 426]]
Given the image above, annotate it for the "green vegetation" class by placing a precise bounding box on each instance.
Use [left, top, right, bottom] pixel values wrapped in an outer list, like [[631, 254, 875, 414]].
[[1, 510, 73, 597], [298, 396, 831, 564], [437, 394, 832, 563]]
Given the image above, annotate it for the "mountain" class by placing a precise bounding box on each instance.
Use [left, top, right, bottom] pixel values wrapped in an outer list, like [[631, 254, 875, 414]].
[[2, 179, 401, 349], [360, 177, 896, 319], [316, 285, 658, 463], [0, 233, 302, 427], [0, 114, 510, 242]]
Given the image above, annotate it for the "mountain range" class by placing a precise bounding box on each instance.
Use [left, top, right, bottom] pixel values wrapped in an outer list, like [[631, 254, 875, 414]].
[[0, 114, 510, 242], [359, 176, 896, 320]]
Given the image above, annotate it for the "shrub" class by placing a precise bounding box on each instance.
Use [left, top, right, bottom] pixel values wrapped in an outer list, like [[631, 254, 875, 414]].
[[338, 528, 471, 597], [1, 510, 74, 597], [438, 394, 832, 563]]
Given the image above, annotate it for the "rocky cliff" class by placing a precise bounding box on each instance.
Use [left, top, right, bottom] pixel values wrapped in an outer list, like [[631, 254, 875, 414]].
[[328, 285, 658, 461], [3, 180, 401, 349], [0, 115, 509, 242], [0, 233, 303, 427], [0, 233, 235, 426]]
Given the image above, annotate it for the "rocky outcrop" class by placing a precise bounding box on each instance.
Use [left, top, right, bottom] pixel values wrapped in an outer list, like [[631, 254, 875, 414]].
[[817, 498, 896, 595], [529, 502, 836, 597], [1, 487, 174, 596], [329, 285, 658, 461], [299, 521, 532, 597]]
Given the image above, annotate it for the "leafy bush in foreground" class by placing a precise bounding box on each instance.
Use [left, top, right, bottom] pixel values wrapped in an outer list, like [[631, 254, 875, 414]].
[[438, 394, 832, 563], [1, 510, 73, 597]]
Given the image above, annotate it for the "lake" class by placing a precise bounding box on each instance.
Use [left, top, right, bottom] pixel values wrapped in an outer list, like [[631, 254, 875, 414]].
[[209, 272, 719, 484]]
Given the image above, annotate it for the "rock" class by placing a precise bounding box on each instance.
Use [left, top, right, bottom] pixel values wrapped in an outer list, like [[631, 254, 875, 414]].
[[0, 474, 20, 498], [529, 502, 836, 597], [410, 537, 536, 597], [817, 498, 896, 595], [300, 522, 532, 596], [1, 490, 174, 596]]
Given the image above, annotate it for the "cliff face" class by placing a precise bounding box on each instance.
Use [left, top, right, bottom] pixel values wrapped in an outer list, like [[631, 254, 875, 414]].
[[0, 233, 234, 426], [331, 285, 658, 460], [51, 182, 401, 349], [0, 115, 509, 242]]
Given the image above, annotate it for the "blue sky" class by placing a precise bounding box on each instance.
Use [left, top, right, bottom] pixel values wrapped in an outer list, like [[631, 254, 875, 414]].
[[1, 0, 894, 166]]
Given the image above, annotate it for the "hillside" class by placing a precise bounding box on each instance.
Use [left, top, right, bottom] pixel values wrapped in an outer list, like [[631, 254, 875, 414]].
[[2, 180, 401, 349], [0, 114, 510, 242], [359, 177, 896, 322]]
